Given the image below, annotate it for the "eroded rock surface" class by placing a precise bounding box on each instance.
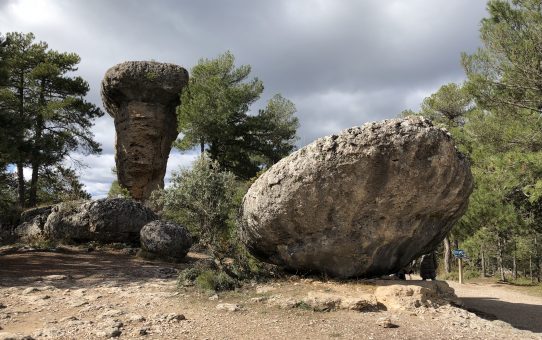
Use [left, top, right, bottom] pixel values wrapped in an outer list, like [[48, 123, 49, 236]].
[[241, 117, 473, 278], [42, 198, 157, 243], [374, 281, 457, 310], [140, 220, 192, 259], [101, 61, 189, 200], [14, 206, 52, 242]]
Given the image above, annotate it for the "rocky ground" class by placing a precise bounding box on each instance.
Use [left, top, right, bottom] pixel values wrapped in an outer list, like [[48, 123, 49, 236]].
[[0, 247, 540, 340]]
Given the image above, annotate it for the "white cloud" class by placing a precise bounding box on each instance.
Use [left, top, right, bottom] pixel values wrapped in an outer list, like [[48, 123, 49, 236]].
[[1, 0, 489, 199], [4, 0, 63, 27]]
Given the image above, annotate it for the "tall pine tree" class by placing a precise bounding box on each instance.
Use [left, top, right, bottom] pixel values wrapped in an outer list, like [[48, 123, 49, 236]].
[[0, 32, 103, 207], [177, 51, 298, 179]]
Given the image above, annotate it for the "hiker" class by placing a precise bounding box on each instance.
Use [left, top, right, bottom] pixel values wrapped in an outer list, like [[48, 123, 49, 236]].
[[420, 252, 438, 280], [395, 268, 414, 280]]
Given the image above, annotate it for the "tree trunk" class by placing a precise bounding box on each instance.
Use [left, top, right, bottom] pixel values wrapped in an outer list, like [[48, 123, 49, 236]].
[[512, 253, 517, 280], [200, 138, 205, 154], [530, 255, 534, 283], [497, 238, 506, 282], [28, 161, 39, 207], [443, 236, 451, 274], [512, 240, 518, 280], [481, 246, 486, 278], [16, 72, 26, 209], [28, 83, 45, 207], [536, 235, 541, 283], [16, 162, 25, 208]]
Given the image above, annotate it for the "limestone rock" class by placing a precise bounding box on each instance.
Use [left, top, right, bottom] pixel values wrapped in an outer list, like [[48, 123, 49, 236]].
[[0, 332, 35, 340], [140, 220, 192, 259], [216, 303, 241, 312], [240, 117, 473, 278], [101, 61, 189, 201], [300, 291, 378, 312], [43, 198, 157, 243], [14, 206, 52, 242], [376, 317, 395, 328], [373, 281, 457, 310]]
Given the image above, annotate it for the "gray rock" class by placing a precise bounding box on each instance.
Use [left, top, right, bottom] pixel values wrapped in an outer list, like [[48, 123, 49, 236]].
[[43, 198, 157, 243], [42, 275, 68, 281], [101, 61, 189, 201], [22, 287, 39, 295], [216, 303, 241, 312], [140, 220, 192, 259], [0, 332, 35, 340], [376, 317, 395, 328], [94, 320, 122, 338], [240, 117, 473, 278], [374, 281, 457, 310], [14, 206, 52, 242]]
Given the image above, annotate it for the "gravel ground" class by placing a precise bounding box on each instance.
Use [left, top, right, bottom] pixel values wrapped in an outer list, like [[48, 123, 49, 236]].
[[0, 248, 540, 340]]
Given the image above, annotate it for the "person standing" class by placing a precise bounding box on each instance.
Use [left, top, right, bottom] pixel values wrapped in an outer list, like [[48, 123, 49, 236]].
[[420, 252, 438, 280]]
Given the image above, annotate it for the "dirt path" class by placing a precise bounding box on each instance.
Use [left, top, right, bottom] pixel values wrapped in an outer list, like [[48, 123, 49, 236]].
[[449, 280, 542, 333], [0, 248, 540, 339]]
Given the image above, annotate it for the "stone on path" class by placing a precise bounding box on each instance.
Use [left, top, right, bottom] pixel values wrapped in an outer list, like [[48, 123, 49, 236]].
[[140, 220, 192, 259]]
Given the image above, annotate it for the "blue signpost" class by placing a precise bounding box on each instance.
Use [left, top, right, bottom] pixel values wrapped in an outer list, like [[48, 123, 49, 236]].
[[453, 249, 466, 284], [452, 249, 466, 259]]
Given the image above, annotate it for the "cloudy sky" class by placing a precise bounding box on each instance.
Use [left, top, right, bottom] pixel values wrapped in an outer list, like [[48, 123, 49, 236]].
[[1, 0, 488, 198]]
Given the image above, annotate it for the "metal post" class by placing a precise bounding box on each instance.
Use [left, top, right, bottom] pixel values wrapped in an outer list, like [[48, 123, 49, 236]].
[[458, 258, 464, 284]]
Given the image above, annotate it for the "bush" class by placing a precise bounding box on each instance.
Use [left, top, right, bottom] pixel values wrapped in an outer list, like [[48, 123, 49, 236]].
[[438, 268, 481, 281], [178, 267, 237, 292], [177, 267, 204, 288], [195, 270, 237, 292], [28, 237, 57, 250], [151, 155, 237, 253]]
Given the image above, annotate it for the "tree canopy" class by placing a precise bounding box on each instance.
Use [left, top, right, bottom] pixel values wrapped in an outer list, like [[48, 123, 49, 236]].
[[177, 51, 298, 179], [402, 0, 542, 282], [0, 32, 103, 208]]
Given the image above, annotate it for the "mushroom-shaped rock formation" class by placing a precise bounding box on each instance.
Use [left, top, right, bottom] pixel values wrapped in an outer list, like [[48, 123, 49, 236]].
[[240, 117, 473, 278], [101, 61, 189, 200]]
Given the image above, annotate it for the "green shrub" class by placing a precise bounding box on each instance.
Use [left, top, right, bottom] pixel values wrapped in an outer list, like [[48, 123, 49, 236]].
[[28, 237, 57, 250], [294, 301, 313, 311], [195, 270, 237, 292], [177, 267, 203, 288], [438, 268, 481, 281]]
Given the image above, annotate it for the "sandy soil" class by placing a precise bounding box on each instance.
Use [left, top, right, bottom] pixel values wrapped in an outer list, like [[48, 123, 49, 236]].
[[0, 247, 540, 340], [450, 280, 542, 333]]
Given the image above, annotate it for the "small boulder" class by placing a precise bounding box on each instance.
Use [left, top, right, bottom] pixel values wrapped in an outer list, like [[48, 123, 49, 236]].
[[216, 303, 241, 312], [140, 220, 192, 259], [374, 281, 457, 310], [376, 317, 395, 328]]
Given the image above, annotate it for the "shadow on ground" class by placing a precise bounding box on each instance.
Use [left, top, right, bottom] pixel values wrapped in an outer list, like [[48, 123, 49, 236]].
[[459, 297, 542, 333], [0, 248, 202, 289]]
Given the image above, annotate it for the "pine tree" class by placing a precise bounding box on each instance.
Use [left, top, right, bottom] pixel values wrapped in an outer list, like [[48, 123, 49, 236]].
[[0, 32, 103, 207], [177, 51, 298, 179]]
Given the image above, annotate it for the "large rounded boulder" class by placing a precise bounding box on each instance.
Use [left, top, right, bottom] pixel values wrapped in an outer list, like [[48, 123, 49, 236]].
[[44, 198, 158, 243], [140, 220, 192, 259], [240, 117, 473, 278]]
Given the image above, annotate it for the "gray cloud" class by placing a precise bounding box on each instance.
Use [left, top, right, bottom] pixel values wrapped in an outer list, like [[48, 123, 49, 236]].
[[1, 0, 488, 197]]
